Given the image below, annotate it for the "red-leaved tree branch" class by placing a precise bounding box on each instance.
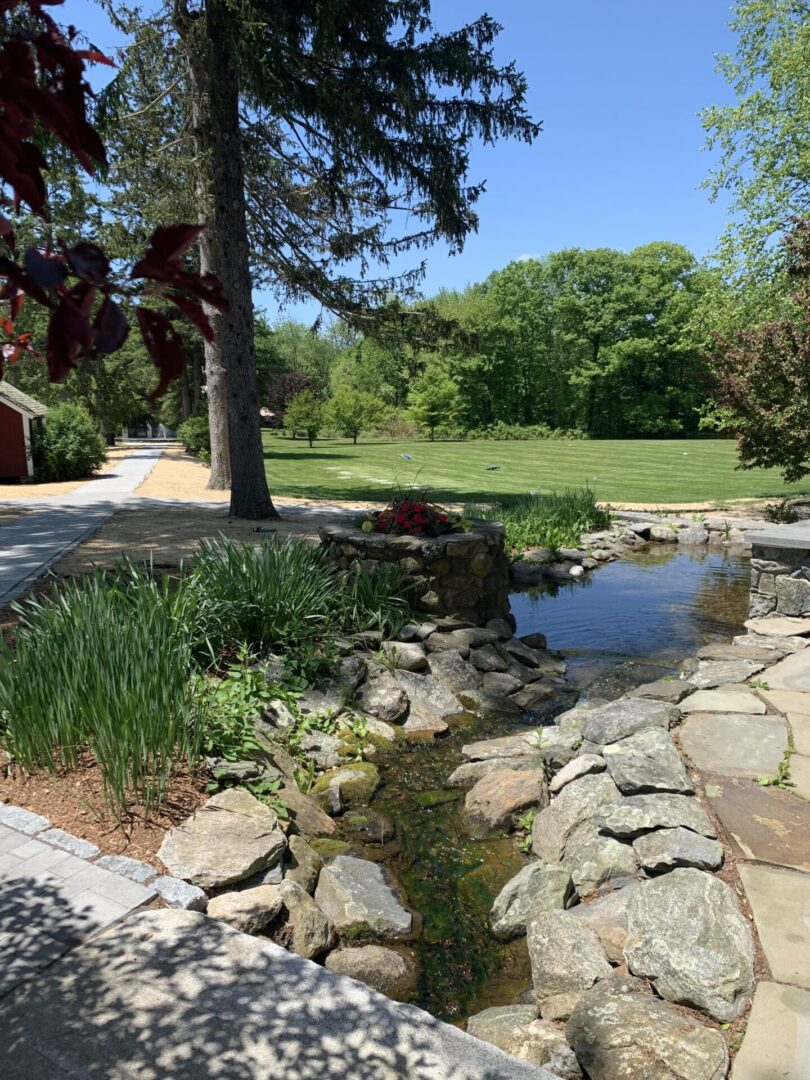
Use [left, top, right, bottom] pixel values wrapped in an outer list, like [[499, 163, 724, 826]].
[[0, 0, 225, 397]]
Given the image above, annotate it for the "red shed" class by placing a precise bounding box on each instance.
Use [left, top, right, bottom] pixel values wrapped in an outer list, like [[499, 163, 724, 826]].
[[0, 381, 48, 480]]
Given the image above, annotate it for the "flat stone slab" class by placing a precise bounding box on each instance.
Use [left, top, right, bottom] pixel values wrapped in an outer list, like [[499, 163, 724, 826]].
[[789, 713, 810, 756], [745, 615, 810, 636], [732, 981, 810, 1080], [0, 910, 556, 1079], [739, 863, 810, 988], [602, 729, 693, 795], [679, 688, 766, 714], [595, 793, 716, 839], [579, 698, 678, 747], [689, 659, 765, 689], [758, 688, 810, 716], [762, 648, 810, 692], [704, 773, 810, 871], [678, 712, 788, 780]]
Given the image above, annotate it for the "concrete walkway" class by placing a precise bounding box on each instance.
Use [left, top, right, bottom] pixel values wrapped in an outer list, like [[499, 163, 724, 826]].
[[0, 448, 162, 606], [673, 616, 810, 1078]]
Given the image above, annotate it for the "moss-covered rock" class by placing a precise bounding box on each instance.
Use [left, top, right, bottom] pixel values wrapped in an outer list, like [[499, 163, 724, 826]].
[[413, 789, 459, 808], [311, 762, 381, 809]]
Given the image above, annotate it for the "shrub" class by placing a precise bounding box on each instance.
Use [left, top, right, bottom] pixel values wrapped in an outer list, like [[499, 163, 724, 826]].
[[177, 413, 211, 460], [469, 422, 586, 441], [466, 488, 611, 552], [0, 563, 201, 817], [31, 402, 106, 481]]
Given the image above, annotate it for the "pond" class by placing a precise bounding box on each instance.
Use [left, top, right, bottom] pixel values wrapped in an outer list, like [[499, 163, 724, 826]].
[[359, 544, 751, 1023]]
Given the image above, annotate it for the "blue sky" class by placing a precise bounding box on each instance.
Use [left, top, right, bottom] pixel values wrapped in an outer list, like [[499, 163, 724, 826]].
[[62, 0, 738, 322]]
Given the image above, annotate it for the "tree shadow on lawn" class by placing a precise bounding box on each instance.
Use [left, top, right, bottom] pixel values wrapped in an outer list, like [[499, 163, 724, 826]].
[[0, 907, 550, 1080]]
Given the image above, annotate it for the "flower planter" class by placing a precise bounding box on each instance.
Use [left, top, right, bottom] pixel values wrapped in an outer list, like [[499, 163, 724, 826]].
[[319, 520, 513, 626]]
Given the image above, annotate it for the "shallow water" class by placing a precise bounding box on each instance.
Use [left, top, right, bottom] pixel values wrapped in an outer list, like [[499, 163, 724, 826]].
[[358, 544, 751, 1022]]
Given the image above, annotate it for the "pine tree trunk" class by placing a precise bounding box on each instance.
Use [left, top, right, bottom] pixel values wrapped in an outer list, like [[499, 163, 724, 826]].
[[205, 0, 277, 519], [182, 16, 231, 490]]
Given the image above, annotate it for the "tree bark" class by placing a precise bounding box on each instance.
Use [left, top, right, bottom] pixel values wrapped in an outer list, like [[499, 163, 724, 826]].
[[182, 12, 231, 490], [205, 0, 277, 519]]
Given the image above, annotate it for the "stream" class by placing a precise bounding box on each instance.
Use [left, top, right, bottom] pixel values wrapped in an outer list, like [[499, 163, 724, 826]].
[[353, 544, 752, 1022]]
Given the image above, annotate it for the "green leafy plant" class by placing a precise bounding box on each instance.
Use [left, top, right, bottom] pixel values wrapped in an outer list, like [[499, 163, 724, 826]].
[[516, 809, 535, 853], [177, 413, 211, 462], [31, 402, 107, 481], [764, 498, 799, 524], [749, 678, 770, 690], [466, 488, 611, 552], [757, 749, 794, 790]]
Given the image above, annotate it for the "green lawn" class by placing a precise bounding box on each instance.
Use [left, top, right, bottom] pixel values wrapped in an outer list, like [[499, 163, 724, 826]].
[[261, 433, 810, 506]]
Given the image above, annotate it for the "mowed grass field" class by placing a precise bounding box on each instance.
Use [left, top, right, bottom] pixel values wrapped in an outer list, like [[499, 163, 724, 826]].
[[261, 434, 810, 506]]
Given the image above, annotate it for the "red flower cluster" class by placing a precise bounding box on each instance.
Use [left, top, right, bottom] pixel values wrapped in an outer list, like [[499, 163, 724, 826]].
[[363, 497, 459, 537]]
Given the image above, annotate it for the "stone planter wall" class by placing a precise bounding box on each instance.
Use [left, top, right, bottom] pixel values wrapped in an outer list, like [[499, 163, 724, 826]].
[[319, 521, 512, 627], [749, 542, 810, 618]]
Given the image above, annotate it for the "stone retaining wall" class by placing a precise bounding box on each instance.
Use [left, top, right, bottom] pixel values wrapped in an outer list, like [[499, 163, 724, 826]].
[[319, 522, 512, 627], [749, 543, 810, 617]]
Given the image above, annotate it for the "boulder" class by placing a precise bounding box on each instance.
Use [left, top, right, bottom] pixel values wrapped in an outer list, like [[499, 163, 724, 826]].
[[338, 655, 367, 692], [401, 713, 450, 739], [284, 834, 323, 894], [466, 1006, 582, 1078], [207, 884, 283, 933], [157, 788, 287, 889], [482, 672, 524, 696], [569, 884, 637, 962], [490, 862, 574, 940], [511, 561, 547, 586], [504, 639, 566, 674], [470, 644, 510, 673], [539, 991, 584, 1022], [486, 618, 514, 640], [380, 641, 428, 672], [447, 757, 538, 787], [549, 754, 606, 794], [314, 855, 412, 940], [633, 827, 723, 874], [462, 732, 538, 761], [511, 682, 557, 711], [359, 675, 409, 723], [536, 726, 583, 770], [464, 770, 548, 832], [562, 821, 637, 895], [566, 974, 729, 1080], [275, 880, 335, 959], [279, 787, 337, 837], [324, 945, 418, 1002], [311, 763, 381, 809], [297, 730, 346, 770], [394, 671, 467, 726], [602, 729, 693, 795], [677, 526, 709, 545], [457, 690, 524, 720], [596, 793, 716, 839], [624, 868, 754, 1020], [427, 650, 481, 694], [527, 910, 612, 1001], [580, 699, 678, 747], [531, 773, 623, 863]]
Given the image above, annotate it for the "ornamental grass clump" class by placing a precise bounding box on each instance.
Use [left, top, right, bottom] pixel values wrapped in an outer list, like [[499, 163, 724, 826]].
[[466, 488, 611, 552], [0, 564, 201, 818]]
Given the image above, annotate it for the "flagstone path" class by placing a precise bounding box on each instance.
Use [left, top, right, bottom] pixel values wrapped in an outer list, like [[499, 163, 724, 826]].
[[674, 615, 810, 1078]]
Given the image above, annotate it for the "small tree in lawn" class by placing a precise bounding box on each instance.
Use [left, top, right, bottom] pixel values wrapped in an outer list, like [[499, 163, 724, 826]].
[[708, 219, 810, 482], [283, 390, 322, 448], [407, 364, 462, 441], [326, 385, 386, 444], [265, 371, 317, 430]]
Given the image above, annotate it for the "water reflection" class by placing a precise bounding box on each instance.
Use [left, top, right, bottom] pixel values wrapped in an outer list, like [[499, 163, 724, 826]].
[[511, 545, 751, 698]]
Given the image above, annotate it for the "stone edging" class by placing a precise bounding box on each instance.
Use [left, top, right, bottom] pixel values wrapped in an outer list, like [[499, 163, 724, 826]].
[[0, 802, 206, 911]]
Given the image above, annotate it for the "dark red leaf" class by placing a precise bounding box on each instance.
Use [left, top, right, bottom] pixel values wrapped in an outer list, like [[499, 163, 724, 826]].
[[136, 306, 185, 400], [134, 224, 205, 270], [93, 295, 128, 354], [46, 293, 92, 381], [168, 292, 214, 340], [24, 246, 67, 287], [64, 241, 110, 284], [0, 256, 54, 306]]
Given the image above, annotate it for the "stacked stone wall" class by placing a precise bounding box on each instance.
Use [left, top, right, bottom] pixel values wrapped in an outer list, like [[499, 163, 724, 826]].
[[749, 543, 810, 617], [319, 521, 512, 627]]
